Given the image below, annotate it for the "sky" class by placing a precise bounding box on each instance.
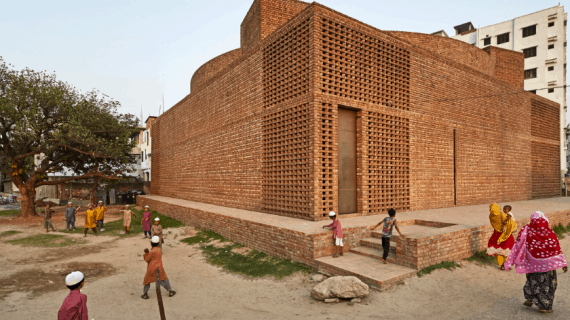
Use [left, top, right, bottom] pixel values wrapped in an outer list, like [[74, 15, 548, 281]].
[[1, 0, 566, 125]]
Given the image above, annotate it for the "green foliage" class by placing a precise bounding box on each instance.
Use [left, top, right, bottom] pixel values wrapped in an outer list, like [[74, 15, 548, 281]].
[[6, 234, 85, 247], [552, 223, 570, 239], [180, 230, 228, 245], [0, 230, 21, 236], [465, 250, 496, 264], [64, 206, 183, 237], [0, 57, 139, 216], [417, 261, 461, 278], [0, 210, 19, 216], [181, 230, 312, 279]]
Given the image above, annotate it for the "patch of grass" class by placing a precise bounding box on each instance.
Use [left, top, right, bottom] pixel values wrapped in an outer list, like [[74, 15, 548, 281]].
[[552, 223, 570, 239], [0, 210, 20, 216], [0, 230, 22, 237], [63, 206, 184, 237], [181, 230, 312, 279], [6, 234, 86, 247], [417, 261, 461, 278], [180, 229, 228, 245], [465, 250, 496, 264]]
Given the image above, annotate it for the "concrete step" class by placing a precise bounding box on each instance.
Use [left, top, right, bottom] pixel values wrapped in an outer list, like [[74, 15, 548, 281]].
[[360, 237, 397, 251], [349, 246, 396, 263], [315, 252, 416, 291]]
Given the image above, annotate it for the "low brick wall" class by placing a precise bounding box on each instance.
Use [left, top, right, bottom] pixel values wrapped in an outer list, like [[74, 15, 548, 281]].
[[139, 196, 570, 272], [397, 209, 570, 270]]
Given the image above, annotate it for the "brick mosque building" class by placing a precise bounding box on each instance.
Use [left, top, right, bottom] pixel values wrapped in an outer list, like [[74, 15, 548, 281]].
[[149, 0, 561, 221]]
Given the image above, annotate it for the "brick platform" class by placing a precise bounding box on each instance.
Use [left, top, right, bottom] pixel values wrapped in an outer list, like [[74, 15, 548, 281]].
[[138, 195, 570, 289]]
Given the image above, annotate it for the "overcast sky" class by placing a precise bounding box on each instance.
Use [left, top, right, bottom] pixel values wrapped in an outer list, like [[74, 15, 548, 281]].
[[1, 0, 565, 124]]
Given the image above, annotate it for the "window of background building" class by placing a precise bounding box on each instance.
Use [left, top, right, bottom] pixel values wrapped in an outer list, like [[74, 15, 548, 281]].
[[522, 25, 537, 37], [548, 88, 555, 93], [549, 44, 555, 49], [523, 46, 537, 58], [483, 37, 491, 46], [548, 66, 554, 71], [529, 90, 537, 94], [497, 33, 509, 44], [549, 22, 555, 27], [524, 68, 537, 79], [565, 42, 567, 47]]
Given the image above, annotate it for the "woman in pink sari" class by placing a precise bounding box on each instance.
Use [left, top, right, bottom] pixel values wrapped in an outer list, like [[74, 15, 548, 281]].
[[504, 211, 568, 313], [142, 205, 152, 238]]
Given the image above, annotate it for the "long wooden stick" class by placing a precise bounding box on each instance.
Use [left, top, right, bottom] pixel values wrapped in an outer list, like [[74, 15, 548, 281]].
[[155, 268, 166, 320]]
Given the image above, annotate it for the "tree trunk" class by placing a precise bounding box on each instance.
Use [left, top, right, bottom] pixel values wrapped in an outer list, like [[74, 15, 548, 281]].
[[90, 177, 101, 204], [18, 186, 37, 218]]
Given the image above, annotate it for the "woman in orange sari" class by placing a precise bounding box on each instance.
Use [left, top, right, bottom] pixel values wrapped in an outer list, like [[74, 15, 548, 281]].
[[486, 203, 517, 270]]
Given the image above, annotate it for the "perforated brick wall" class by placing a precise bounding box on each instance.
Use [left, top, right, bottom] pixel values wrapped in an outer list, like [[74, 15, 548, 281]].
[[151, 0, 561, 222], [364, 112, 410, 213], [318, 18, 410, 110], [262, 103, 313, 217]]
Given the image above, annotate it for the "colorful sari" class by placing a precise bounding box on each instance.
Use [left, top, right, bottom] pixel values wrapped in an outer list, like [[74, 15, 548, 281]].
[[504, 211, 567, 311], [486, 203, 516, 260]]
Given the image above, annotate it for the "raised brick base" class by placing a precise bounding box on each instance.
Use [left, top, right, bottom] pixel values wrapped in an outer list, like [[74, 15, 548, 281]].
[[138, 195, 570, 289]]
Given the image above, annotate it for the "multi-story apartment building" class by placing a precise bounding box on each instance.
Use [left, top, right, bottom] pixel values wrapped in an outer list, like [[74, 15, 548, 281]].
[[140, 116, 156, 182], [452, 4, 568, 184]]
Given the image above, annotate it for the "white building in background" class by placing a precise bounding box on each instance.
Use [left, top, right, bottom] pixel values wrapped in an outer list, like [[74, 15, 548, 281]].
[[140, 116, 157, 182], [452, 4, 568, 183]]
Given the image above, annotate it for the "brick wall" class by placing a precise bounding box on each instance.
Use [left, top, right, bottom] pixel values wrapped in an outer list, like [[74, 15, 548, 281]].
[[151, 0, 560, 221], [190, 48, 243, 92], [484, 46, 525, 88]]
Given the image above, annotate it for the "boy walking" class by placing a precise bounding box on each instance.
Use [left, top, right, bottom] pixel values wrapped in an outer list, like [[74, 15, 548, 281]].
[[323, 211, 343, 258], [95, 201, 108, 232], [64, 202, 81, 231], [58, 271, 88, 320], [372, 208, 405, 264], [44, 204, 56, 233]]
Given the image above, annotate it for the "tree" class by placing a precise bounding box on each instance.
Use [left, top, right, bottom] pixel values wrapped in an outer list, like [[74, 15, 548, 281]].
[[0, 57, 139, 217]]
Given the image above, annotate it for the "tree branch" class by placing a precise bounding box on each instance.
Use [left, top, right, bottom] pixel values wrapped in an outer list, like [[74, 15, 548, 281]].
[[35, 171, 120, 187]]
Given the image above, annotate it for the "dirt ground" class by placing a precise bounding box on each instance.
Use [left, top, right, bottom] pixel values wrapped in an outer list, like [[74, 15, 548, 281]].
[[0, 214, 569, 320]]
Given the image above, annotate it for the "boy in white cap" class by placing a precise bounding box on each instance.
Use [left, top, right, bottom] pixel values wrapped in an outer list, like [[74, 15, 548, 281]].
[[141, 236, 175, 299], [122, 205, 136, 234], [64, 202, 81, 231], [142, 205, 152, 238], [152, 217, 164, 247], [58, 271, 88, 320], [323, 211, 344, 258], [94, 200, 107, 232]]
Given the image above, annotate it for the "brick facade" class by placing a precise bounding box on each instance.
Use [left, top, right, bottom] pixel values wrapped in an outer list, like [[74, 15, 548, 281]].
[[152, 0, 561, 221]]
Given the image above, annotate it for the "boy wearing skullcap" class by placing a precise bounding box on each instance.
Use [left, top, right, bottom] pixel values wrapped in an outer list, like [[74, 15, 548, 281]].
[[141, 236, 176, 299], [323, 211, 344, 258], [95, 201, 108, 232], [122, 205, 136, 234], [151, 217, 164, 247], [58, 271, 88, 320]]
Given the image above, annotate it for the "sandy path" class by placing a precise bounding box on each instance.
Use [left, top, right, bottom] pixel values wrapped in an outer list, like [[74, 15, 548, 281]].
[[0, 224, 569, 320]]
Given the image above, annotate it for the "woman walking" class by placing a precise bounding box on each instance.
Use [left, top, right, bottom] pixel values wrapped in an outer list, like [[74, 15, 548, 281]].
[[142, 205, 152, 238], [504, 211, 568, 313], [486, 203, 516, 270]]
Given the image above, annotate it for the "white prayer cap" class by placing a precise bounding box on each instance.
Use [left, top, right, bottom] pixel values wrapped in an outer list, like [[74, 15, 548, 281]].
[[151, 236, 160, 244], [65, 271, 84, 286], [155, 218, 160, 221], [98, 201, 103, 203], [68, 202, 73, 204], [125, 204, 130, 207], [329, 211, 336, 217], [144, 205, 149, 208]]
